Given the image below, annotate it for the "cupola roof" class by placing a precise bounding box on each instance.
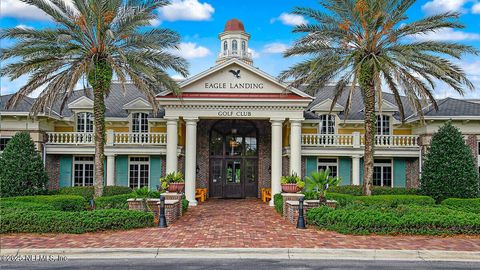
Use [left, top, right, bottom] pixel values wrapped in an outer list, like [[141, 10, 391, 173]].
[[224, 18, 245, 32]]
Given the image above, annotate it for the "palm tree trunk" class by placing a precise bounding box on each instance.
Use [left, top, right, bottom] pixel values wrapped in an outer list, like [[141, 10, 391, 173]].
[[93, 88, 106, 198], [88, 58, 113, 199], [360, 61, 375, 196]]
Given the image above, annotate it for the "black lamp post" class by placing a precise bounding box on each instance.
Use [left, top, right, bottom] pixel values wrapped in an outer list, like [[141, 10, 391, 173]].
[[296, 197, 306, 229], [158, 195, 167, 228]]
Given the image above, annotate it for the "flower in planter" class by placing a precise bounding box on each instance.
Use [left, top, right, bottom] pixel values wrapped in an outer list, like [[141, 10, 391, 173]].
[[160, 172, 185, 193], [281, 173, 304, 193], [304, 168, 341, 203]]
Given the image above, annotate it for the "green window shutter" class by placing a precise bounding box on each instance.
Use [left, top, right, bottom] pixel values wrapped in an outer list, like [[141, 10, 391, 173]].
[[338, 157, 351, 185], [305, 157, 317, 177], [360, 158, 364, 185], [59, 155, 73, 187], [393, 158, 406, 187], [150, 156, 162, 191], [115, 155, 129, 187]]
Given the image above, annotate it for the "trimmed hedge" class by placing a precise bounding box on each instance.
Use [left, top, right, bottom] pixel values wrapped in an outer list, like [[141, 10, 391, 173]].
[[0, 201, 55, 213], [329, 185, 418, 196], [441, 198, 480, 214], [354, 195, 435, 207], [182, 198, 189, 213], [95, 194, 132, 210], [274, 193, 283, 214], [307, 205, 480, 235], [58, 186, 133, 201], [2, 195, 87, 211], [325, 193, 355, 207], [0, 209, 154, 234]]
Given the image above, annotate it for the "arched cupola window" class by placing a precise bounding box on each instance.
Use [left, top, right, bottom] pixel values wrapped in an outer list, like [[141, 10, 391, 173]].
[[232, 40, 238, 51], [241, 41, 246, 51], [223, 41, 228, 51]]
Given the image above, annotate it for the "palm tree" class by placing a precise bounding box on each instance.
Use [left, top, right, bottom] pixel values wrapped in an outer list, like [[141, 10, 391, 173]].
[[279, 0, 478, 195], [1, 0, 189, 198]]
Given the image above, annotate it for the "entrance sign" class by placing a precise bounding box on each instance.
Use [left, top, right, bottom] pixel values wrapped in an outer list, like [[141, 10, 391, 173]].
[[217, 111, 252, 117], [204, 82, 264, 90]]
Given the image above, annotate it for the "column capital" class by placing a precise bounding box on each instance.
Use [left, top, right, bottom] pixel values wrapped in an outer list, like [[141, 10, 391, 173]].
[[351, 155, 362, 159], [184, 117, 199, 123], [290, 118, 304, 124], [164, 116, 179, 122], [105, 153, 116, 157], [270, 118, 285, 124]]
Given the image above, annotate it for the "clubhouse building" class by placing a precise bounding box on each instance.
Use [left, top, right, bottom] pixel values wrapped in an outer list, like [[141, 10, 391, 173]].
[[1, 19, 479, 206]]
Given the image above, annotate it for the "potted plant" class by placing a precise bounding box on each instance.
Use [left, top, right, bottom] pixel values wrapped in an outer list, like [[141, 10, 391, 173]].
[[304, 168, 340, 203], [280, 173, 304, 193], [129, 187, 152, 212], [160, 172, 185, 193]]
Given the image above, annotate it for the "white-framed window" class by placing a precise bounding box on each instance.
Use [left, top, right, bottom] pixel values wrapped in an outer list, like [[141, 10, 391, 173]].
[[132, 112, 148, 133], [319, 114, 336, 134], [241, 41, 246, 51], [232, 40, 238, 51], [129, 156, 150, 189], [376, 115, 390, 135], [373, 159, 393, 187], [0, 137, 12, 152], [317, 158, 338, 177], [76, 112, 93, 132], [73, 156, 94, 186], [223, 41, 228, 51]]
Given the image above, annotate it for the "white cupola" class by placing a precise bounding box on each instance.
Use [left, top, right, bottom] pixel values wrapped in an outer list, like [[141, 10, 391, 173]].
[[216, 18, 253, 65]]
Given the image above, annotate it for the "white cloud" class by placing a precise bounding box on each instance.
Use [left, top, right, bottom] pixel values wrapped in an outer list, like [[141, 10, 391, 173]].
[[262, 43, 289, 54], [15, 24, 34, 30], [0, 0, 50, 20], [472, 3, 480, 13], [412, 28, 480, 41], [149, 18, 161, 27], [421, 0, 470, 15], [158, 0, 214, 22], [248, 48, 260, 59], [176, 42, 210, 59], [271, 12, 307, 26]]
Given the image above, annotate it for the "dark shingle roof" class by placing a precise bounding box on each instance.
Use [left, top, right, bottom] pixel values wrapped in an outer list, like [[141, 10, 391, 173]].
[[421, 98, 480, 117]]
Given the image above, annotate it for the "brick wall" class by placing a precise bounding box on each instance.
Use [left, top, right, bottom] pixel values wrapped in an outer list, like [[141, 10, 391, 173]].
[[406, 158, 420, 188], [45, 154, 60, 190]]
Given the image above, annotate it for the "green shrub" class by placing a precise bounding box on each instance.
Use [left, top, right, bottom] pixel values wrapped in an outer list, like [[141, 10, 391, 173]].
[[0, 209, 154, 234], [441, 198, 480, 214], [58, 186, 133, 201], [95, 194, 132, 210], [310, 204, 480, 235], [325, 193, 355, 207], [0, 132, 49, 197], [2, 195, 87, 211], [354, 195, 435, 207], [104, 186, 133, 197], [306, 206, 334, 226], [421, 122, 480, 202], [329, 185, 418, 196], [0, 201, 55, 213], [182, 198, 189, 213], [274, 193, 283, 214]]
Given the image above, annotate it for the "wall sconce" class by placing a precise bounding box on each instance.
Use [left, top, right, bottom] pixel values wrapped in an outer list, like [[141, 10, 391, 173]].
[[196, 165, 200, 174], [268, 165, 271, 174]]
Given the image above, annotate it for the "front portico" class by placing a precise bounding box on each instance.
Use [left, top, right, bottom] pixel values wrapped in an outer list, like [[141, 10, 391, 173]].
[[157, 59, 312, 206]]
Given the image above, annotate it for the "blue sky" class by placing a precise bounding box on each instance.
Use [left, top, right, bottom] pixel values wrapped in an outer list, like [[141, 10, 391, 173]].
[[1, 0, 479, 98]]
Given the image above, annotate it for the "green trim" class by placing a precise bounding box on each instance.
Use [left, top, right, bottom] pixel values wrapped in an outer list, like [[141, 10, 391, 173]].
[[393, 158, 407, 187], [150, 156, 162, 191], [338, 157, 351, 185], [305, 157, 317, 177], [115, 155, 128, 187], [59, 155, 72, 187]]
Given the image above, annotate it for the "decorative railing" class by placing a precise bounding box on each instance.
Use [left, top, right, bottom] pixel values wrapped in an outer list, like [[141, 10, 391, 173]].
[[302, 133, 418, 148], [46, 132, 167, 146], [47, 132, 94, 144], [218, 49, 252, 60]]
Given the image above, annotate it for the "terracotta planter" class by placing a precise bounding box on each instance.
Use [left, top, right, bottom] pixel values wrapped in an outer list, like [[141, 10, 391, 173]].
[[168, 182, 185, 193], [281, 183, 299, 193]]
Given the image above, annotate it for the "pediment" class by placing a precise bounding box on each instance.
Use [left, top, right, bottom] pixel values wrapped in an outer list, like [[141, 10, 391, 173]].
[[158, 59, 311, 98], [123, 97, 152, 111], [375, 99, 398, 112], [310, 98, 344, 112], [68, 96, 94, 110]]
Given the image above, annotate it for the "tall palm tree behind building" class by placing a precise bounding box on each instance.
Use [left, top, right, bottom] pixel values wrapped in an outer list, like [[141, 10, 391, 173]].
[[1, 0, 189, 198], [280, 0, 477, 195]]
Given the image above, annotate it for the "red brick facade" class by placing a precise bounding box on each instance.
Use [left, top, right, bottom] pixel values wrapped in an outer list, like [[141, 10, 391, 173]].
[[45, 154, 60, 190]]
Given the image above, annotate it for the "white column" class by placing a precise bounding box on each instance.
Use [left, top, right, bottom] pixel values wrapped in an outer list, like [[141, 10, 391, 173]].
[[106, 154, 115, 186], [352, 155, 361, 185], [289, 119, 303, 176], [165, 117, 178, 174], [184, 117, 199, 206], [270, 118, 284, 206]]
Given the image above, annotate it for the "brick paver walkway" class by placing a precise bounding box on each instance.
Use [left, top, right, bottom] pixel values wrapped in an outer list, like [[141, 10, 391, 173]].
[[1, 198, 479, 250]]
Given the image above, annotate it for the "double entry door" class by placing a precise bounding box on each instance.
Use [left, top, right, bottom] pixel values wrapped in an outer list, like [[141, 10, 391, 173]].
[[209, 158, 257, 198]]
